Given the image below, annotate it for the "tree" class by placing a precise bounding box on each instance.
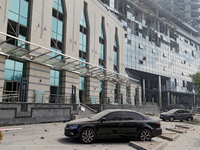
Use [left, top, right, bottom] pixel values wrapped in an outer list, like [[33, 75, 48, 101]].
[[189, 72, 200, 98]]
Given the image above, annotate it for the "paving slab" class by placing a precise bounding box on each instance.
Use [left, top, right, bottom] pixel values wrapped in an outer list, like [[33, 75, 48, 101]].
[[129, 141, 167, 150], [175, 124, 192, 129], [165, 127, 186, 133], [158, 133, 180, 141]]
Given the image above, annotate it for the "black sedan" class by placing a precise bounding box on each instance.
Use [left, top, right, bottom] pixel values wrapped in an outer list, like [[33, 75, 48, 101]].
[[64, 109, 162, 144], [160, 109, 193, 122]]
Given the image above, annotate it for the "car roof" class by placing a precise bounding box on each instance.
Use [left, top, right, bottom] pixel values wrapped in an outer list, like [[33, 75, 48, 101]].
[[103, 109, 144, 115]]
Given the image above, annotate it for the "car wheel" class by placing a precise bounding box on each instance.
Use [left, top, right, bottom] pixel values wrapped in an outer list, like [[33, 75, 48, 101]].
[[80, 128, 96, 144], [187, 117, 192, 122], [169, 117, 174, 122], [139, 129, 152, 141]]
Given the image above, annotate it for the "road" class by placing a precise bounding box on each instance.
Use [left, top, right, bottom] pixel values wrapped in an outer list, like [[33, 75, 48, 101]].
[[1, 116, 200, 150], [0, 122, 134, 150]]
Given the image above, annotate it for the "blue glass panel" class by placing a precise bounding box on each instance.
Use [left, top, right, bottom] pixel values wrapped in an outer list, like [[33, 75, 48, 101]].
[[19, 16, 28, 26], [51, 17, 57, 32], [55, 71, 60, 78], [57, 34, 62, 42], [79, 32, 83, 45], [55, 79, 59, 86], [58, 0, 62, 5], [51, 31, 56, 39], [54, 0, 59, 3], [53, 2, 58, 9], [57, 20, 63, 35], [83, 34, 87, 46], [8, 11, 19, 22], [59, 5, 63, 13], [82, 46, 86, 52], [50, 77, 55, 86], [5, 59, 15, 70], [18, 35, 26, 48], [4, 70, 14, 80], [50, 70, 55, 78], [14, 71, 22, 81], [15, 61, 23, 71], [9, 0, 19, 14], [20, 0, 29, 18]]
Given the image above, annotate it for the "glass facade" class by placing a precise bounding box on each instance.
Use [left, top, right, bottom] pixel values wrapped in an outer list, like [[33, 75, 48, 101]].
[[79, 3, 88, 66], [79, 76, 86, 90], [7, 0, 30, 47], [51, 0, 64, 59]]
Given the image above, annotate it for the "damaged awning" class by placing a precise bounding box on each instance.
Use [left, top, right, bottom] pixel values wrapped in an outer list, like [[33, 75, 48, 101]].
[[0, 31, 139, 84]]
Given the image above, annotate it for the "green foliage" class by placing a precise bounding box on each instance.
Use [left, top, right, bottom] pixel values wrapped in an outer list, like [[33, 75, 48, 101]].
[[189, 72, 200, 98]]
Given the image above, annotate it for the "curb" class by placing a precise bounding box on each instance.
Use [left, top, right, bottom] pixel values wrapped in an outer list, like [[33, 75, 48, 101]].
[[129, 141, 168, 150], [166, 128, 186, 133], [158, 133, 180, 141], [175, 125, 192, 129]]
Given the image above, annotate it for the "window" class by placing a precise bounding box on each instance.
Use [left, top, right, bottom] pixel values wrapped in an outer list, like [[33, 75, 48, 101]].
[[4, 59, 24, 81], [79, 76, 86, 90], [104, 112, 123, 121], [50, 70, 61, 103], [79, 3, 88, 64], [183, 80, 185, 87], [123, 112, 137, 120], [113, 29, 118, 73], [51, 0, 65, 59], [99, 17, 105, 68], [7, 0, 30, 47]]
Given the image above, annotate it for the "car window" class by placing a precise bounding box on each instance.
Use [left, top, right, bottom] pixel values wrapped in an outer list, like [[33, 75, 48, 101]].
[[122, 112, 144, 120], [123, 112, 137, 120], [104, 112, 122, 121], [177, 110, 183, 113]]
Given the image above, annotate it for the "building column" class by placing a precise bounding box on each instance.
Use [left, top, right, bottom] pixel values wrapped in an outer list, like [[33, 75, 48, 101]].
[[193, 94, 196, 107], [171, 94, 173, 105], [158, 76, 162, 108], [0, 55, 6, 102], [147, 79, 150, 90], [174, 95, 176, 105], [177, 96, 179, 104], [167, 92, 170, 105], [143, 78, 145, 105]]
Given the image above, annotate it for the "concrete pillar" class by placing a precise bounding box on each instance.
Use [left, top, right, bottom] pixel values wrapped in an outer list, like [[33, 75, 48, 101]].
[[171, 94, 173, 105], [174, 95, 176, 105], [143, 78, 145, 105], [158, 76, 162, 108], [193, 94, 196, 107], [167, 92, 170, 105]]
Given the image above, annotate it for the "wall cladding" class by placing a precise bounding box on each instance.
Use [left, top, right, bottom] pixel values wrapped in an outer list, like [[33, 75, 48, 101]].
[[0, 103, 78, 125]]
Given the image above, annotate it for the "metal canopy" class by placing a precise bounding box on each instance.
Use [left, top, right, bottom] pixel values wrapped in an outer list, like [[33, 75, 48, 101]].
[[0, 32, 139, 84]]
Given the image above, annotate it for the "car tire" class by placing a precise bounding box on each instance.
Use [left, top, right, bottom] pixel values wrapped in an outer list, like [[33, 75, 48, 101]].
[[139, 129, 152, 141], [187, 117, 192, 122], [80, 128, 96, 144], [169, 117, 174, 122]]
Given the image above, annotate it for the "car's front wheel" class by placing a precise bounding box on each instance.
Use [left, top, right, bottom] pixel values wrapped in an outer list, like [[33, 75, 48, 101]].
[[169, 117, 174, 122], [80, 128, 96, 144], [139, 129, 152, 141]]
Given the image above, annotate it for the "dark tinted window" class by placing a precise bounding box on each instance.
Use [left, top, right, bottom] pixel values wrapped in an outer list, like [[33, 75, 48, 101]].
[[123, 112, 144, 120], [123, 112, 137, 120], [104, 112, 122, 121], [177, 110, 184, 113]]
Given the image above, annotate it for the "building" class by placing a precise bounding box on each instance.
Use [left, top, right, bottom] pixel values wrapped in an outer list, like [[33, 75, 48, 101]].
[[0, 0, 141, 106], [99, 0, 200, 108], [154, 0, 200, 34]]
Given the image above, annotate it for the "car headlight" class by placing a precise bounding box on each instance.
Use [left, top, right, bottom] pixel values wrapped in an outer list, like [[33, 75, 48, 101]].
[[68, 125, 79, 129]]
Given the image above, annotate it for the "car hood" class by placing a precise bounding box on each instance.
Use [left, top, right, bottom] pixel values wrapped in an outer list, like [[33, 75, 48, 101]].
[[67, 117, 92, 124]]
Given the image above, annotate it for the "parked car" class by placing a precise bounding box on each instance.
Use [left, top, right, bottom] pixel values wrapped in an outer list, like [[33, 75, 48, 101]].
[[160, 109, 193, 122], [64, 109, 162, 144]]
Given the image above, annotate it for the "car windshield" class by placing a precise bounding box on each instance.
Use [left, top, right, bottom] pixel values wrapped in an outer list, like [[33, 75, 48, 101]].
[[167, 109, 177, 113], [90, 110, 110, 120]]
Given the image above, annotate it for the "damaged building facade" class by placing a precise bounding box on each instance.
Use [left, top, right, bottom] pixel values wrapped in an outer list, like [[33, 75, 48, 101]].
[[100, 0, 200, 108], [0, 0, 142, 106]]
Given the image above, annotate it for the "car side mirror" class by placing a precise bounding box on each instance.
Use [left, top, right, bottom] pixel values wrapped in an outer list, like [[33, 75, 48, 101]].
[[101, 117, 107, 123]]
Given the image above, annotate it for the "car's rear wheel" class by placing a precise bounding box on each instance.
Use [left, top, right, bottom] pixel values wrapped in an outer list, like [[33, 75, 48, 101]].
[[139, 129, 152, 141], [169, 117, 174, 122], [187, 117, 192, 122], [80, 128, 96, 144]]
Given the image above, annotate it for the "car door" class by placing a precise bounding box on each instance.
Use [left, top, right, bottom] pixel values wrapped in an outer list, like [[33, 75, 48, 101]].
[[96, 111, 123, 139], [174, 110, 184, 120], [120, 111, 140, 137]]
